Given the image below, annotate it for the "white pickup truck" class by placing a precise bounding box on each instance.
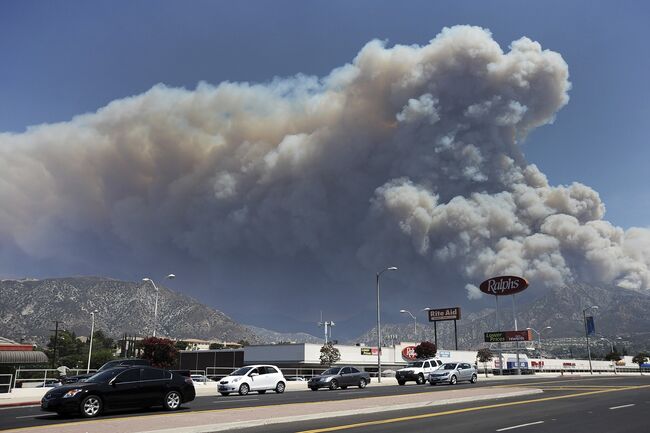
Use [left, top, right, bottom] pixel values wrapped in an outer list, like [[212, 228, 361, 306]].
[[395, 358, 443, 385]]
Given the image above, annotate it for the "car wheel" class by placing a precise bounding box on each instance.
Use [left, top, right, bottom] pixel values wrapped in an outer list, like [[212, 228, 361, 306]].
[[220, 392, 230, 396], [163, 390, 182, 411], [80, 395, 102, 418], [358, 378, 367, 389], [310, 387, 318, 391], [275, 382, 285, 394], [449, 375, 457, 385], [416, 374, 425, 385], [470, 374, 477, 384], [258, 390, 266, 394], [398, 380, 406, 386], [238, 383, 250, 396], [329, 379, 338, 390]]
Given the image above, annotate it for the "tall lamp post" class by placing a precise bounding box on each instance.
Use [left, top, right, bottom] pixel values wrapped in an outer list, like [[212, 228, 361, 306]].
[[422, 307, 437, 346], [526, 326, 551, 370], [583, 305, 599, 375], [86, 310, 98, 373], [143, 274, 176, 337], [400, 310, 417, 341], [376, 266, 397, 383]]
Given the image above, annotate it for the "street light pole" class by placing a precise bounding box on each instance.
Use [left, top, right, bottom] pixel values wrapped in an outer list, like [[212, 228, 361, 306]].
[[143, 274, 175, 337], [583, 305, 599, 375], [376, 266, 397, 383], [400, 310, 417, 341], [527, 326, 551, 371], [86, 310, 98, 373]]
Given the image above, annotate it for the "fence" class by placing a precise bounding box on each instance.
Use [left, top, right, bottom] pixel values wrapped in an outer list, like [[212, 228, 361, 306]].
[[204, 366, 330, 381], [0, 374, 12, 393], [13, 368, 97, 389]]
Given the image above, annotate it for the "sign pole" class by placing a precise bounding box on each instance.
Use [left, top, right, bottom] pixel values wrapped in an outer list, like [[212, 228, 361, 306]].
[[434, 322, 438, 348], [513, 294, 521, 375], [454, 319, 458, 350], [496, 296, 503, 376]]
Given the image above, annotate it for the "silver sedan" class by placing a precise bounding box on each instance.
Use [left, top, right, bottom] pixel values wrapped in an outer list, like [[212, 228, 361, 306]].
[[428, 362, 477, 385]]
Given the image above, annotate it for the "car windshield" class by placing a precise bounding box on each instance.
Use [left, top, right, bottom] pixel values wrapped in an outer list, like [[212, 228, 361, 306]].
[[322, 368, 341, 375], [442, 363, 458, 370], [85, 368, 124, 383], [407, 361, 423, 368], [230, 367, 253, 376]]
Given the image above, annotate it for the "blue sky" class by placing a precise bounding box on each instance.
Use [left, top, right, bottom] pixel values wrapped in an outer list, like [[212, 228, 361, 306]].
[[2, 1, 648, 230]]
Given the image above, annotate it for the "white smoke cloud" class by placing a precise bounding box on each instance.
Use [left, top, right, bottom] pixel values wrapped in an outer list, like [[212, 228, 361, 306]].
[[0, 25, 649, 304]]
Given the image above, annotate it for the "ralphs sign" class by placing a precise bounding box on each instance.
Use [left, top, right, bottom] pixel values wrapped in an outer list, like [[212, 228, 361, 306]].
[[401, 346, 417, 360], [479, 275, 528, 296]]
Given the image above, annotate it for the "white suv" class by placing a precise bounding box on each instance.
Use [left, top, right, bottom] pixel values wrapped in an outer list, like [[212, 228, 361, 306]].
[[217, 365, 286, 396], [395, 359, 443, 385]]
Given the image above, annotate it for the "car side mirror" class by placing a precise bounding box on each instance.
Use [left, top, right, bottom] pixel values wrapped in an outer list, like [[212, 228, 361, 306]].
[[250, 372, 258, 377]]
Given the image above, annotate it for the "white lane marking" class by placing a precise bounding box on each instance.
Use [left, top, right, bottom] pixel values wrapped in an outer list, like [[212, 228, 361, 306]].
[[211, 398, 259, 403], [336, 391, 370, 395], [15, 414, 45, 419], [609, 404, 635, 410], [496, 421, 544, 431]]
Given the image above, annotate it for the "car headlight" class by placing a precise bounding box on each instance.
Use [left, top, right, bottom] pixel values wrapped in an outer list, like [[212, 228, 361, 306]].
[[232, 377, 241, 383], [63, 389, 84, 398]]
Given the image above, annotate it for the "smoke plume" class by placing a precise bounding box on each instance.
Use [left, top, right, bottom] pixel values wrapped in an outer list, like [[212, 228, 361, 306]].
[[1, 26, 648, 317]]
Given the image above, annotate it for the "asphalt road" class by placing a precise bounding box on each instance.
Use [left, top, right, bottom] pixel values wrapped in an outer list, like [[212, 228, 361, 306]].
[[234, 376, 650, 433], [1, 376, 648, 431]]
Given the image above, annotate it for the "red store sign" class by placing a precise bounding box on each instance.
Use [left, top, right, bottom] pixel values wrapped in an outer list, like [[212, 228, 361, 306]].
[[401, 346, 417, 360]]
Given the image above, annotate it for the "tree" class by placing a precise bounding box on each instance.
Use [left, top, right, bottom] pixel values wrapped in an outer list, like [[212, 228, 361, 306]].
[[476, 348, 493, 378], [209, 342, 225, 350], [175, 340, 189, 350], [319, 342, 341, 366], [140, 337, 179, 369], [605, 351, 622, 362], [632, 352, 649, 375], [46, 330, 85, 368], [237, 339, 250, 347], [414, 341, 437, 359]]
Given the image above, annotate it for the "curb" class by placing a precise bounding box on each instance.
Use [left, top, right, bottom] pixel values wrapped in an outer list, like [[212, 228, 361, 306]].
[[141, 388, 543, 433], [0, 401, 40, 408]]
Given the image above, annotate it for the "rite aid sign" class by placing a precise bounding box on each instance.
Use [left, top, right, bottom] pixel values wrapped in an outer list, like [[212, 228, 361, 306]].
[[479, 276, 528, 296], [401, 346, 417, 360]]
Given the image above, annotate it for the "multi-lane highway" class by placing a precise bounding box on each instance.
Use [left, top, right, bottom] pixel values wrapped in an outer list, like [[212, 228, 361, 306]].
[[1, 376, 648, 432], [239, 376, 650, 433]]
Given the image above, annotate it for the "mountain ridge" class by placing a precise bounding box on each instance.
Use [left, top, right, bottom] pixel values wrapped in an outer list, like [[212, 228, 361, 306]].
[[0, 276, 317, 346]]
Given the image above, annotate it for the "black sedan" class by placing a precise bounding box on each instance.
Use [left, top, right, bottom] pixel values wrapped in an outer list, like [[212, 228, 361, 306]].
[[41, 366, 195, 418], [308, 366, 370, 390]]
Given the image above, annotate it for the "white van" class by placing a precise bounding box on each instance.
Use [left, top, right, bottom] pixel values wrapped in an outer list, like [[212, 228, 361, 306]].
[[217, 365, 286, 396]]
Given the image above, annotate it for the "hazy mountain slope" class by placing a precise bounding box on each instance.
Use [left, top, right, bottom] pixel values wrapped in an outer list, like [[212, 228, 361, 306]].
[[0, 277, 261, 345]]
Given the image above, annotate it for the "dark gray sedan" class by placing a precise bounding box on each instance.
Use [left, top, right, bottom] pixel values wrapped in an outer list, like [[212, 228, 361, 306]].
[[308, 366, 370, 391]]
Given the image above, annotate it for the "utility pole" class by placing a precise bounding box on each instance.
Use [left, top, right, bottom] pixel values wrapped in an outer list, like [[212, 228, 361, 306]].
[[318, 313, 335, 344], [49, 321, 62, 368]]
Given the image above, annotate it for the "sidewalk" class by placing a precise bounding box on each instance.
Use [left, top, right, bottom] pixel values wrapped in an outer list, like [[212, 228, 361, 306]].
[[2, 385, 542, 433]]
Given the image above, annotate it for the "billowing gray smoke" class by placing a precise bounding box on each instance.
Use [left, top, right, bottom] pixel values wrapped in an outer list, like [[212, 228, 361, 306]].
[[0, 26, 648, 316]]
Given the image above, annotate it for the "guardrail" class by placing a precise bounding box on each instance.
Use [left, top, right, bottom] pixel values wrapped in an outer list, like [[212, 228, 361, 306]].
[[0, 374, 12, 393], [204, 367, 329, 381], [12, 369, 97, 389]]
